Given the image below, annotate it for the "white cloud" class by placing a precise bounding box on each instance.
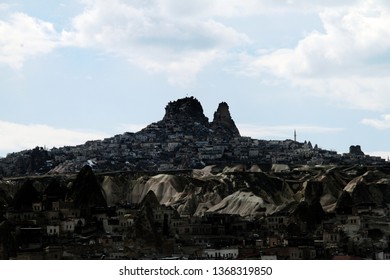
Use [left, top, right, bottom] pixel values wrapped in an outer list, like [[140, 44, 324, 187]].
[[2, 0, 387, 89], [367, 151, 390, 160], [361, 114, 390, 129], [238, 123, 343, 139], [0, 120, 108, 157], [157, 0, 358, 18], [0, 13, 59, 69], [61, 0, 250, 85], [0, 4, 9, 11], [240, 1, 390, 111]]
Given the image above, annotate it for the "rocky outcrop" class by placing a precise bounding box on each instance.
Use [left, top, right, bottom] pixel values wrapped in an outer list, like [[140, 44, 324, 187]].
[[66, 165, 107, 213], [211, 102, 240, 139], [2, 164, 390, 220], [335, 191, 354, 214], [163, 96, 209, 125], [102, 175, 132, 206], [343, 170, 390, 206], [11, 180, 40, 211], [303, 170, 345, 212], [349, 145, 364, 156], [42, 178, 66, 210], [125, 168, 300, 216], [206, 190, 267, 217], [130, 174, 185, 205], [291, 200, 325, 229]]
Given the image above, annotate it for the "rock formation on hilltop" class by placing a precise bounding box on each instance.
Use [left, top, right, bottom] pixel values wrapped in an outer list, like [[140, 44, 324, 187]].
[[163, 96, 209, 125], [139, 96, 213, 143], [159, 97, 240, 140], [349, 145, 365, 156], [0, 96, 387, 178], [211, 102, 240, 139], [133, 97, 243, 169]]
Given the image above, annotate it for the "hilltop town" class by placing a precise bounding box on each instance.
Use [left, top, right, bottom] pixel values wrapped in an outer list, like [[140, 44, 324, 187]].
[[0, 97, 385, 178], [1, 97, 390, 260]]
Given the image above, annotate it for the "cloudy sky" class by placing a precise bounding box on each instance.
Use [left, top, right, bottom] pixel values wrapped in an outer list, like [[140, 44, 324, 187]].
[[1, 0, 390, 159]]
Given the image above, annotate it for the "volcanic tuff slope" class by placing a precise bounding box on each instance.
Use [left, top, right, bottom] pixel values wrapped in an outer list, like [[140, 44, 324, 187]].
[[1, 96, 389, 219], [2, 164, 390, 219]]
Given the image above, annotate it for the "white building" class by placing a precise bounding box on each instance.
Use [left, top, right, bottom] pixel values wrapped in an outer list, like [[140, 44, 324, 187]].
[[47, 225, 60, 236], [203, 248, 239, 259], [60, 220, 75, 233]]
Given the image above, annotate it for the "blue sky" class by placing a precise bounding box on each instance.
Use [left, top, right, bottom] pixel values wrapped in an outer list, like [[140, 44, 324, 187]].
[[1, 0, 390, 159]]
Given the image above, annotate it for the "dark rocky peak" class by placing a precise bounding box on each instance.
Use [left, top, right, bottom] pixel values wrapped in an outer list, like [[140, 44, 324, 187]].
[[67, 165, 107, 211], [163, 96, 209, 125], [140, 190, 160, 209], [349, 145, 364, 156], [335, 191, 354, 214], [211, 102, 240, 138], [43, 179, 66, 209], [11, 179, 40, 211]]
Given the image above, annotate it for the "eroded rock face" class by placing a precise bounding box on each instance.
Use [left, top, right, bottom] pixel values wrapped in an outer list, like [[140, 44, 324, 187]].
[[11, 180, 40, 211], [343, 170, 390, 206], [130, 174, 183, 205], [303, 172, 344, 212], [349, 145, 365, 156], [66, 165, 107, 211], [102, 176, 131, 206], [211, 102, 240, 139], [206, 191, 266, 217], [2, 164, 390, 221], [163, 96, 209, 125]]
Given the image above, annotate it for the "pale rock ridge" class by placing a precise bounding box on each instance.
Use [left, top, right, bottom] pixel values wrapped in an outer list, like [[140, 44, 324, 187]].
[[206, 191, 266, 217], [130, 174, 185, 205]]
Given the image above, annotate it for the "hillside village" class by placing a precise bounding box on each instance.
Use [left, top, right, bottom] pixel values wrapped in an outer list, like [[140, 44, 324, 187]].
[[1, 97, 390, 260], [2, 164, 390, 260], [0, 97, 385, 178]]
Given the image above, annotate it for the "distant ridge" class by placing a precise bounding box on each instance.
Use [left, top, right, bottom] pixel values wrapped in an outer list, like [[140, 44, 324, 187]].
[[0, 97, 387, 177]]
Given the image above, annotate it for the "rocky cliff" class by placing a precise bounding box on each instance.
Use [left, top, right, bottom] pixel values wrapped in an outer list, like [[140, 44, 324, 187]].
[[146, 96, 240, 141], [163, 96, 209, 126], [2, 163, 389, 219], [66, 165, 107, 214], [211, 102, 240, 139]]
